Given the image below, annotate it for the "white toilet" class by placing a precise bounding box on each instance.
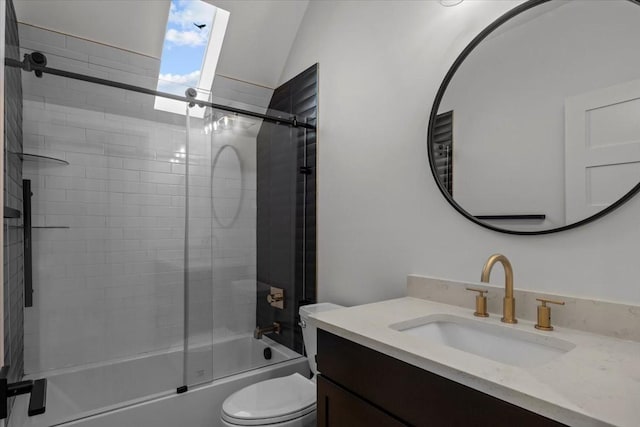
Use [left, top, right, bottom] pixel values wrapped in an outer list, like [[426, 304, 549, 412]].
[[220, 303, 344, 427]]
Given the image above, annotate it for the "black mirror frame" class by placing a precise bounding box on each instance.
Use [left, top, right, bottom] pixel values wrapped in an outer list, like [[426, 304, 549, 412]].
[[427, 0, 640, 235]]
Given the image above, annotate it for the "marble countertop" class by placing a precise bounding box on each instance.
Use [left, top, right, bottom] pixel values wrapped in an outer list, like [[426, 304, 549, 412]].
[[310, 297, 640, 427]]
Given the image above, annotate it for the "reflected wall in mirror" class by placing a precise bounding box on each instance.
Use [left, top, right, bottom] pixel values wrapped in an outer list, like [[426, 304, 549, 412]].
[[429, 0, 640, 234]]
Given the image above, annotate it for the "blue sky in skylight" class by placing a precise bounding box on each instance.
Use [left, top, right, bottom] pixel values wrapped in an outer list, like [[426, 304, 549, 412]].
[[157, 0, 216, 95]]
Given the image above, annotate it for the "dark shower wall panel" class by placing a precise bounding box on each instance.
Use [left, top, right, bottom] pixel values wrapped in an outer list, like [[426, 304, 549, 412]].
[[256, 64, 318, 354], [3, 0, 25, 417], [292, 65, 318, 353], [4, 0, 25, 378], [256, 90, 297, 350]]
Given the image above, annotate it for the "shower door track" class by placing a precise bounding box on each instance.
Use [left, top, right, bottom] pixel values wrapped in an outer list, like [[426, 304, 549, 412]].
[[5, 56, 316, 130]]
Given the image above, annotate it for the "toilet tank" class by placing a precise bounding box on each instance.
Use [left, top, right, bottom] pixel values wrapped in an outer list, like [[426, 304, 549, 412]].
[[299, 303, 344, 376]]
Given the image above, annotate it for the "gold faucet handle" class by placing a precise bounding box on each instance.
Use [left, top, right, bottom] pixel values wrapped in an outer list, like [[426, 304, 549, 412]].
[[536, 298, 565, 306], [267, 293, 283, 303], [267, 286, 284, 309], [466, 287, 489, 317], [535, 298, 565, 331]]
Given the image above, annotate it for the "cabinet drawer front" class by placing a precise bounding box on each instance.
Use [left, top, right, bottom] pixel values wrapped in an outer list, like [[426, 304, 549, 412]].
[[317, 375, 406, 427], [317, 330, 565, 427]]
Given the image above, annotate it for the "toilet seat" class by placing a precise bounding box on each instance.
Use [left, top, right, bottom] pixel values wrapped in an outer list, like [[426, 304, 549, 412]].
[[221, 373, 316, 426]]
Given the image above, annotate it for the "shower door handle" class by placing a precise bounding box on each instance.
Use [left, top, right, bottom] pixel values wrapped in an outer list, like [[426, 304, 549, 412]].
[[0, 366, 47, 419], [23, 179, 33, 307]]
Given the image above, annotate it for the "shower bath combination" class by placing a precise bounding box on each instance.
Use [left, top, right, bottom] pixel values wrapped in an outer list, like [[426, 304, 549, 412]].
[[1, 12, 318, 424]]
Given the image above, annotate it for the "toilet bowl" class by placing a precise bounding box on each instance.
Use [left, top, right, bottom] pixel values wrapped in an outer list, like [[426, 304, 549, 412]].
[[220, 373, 316, 426], [220, 303, 344, 426]]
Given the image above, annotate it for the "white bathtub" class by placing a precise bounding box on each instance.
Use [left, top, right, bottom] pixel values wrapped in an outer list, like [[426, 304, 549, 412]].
[[10, 335, 308, 427]]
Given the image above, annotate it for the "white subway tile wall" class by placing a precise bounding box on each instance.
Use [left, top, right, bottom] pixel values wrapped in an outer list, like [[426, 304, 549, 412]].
[[19, 24, 258, 374]]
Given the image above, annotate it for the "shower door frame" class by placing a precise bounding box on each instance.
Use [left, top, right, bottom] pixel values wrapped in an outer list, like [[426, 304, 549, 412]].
[[0, 0, 7, 381], [4, 56, 315, 131], [1, 1, 7, 425]]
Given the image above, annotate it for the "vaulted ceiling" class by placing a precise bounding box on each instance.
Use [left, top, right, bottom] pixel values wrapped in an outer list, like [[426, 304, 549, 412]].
[[13, 0, 171, 57], [13, 0, 309, 89]]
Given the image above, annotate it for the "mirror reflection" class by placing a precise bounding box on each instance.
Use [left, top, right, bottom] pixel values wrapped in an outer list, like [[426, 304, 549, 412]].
[[432, 0, 640, 232]]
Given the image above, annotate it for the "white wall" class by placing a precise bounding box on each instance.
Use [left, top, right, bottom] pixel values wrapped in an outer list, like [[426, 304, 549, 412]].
[[211, 0, 310, 89], [439, 0, 640, 229], [279, 0, 640, 307], [14, 0, 169, 58]]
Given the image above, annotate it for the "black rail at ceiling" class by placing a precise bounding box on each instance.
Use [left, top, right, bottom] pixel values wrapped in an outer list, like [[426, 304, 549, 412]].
[[475, 214, 546, 221], [4, 57, 316, 130], [3, 206, 20, 219], [23, 180, 33, 308]]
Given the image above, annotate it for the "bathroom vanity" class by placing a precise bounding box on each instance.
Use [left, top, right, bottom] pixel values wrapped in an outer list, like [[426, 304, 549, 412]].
[[311, 293, 640, 427], [316, 330, 562, 426]]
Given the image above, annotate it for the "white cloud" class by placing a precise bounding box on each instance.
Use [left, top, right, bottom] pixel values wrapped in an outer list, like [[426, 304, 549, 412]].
[[165, 28, 208, 47], [164, 1, 215, 48], [159, 70, 201, 85], [169, 0, 215, 31], [158, 70, 202, 95]]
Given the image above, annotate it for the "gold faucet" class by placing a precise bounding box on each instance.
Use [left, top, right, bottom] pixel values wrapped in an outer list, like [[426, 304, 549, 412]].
[[253, 322, 281, 339], [481, 254, 517, 324]]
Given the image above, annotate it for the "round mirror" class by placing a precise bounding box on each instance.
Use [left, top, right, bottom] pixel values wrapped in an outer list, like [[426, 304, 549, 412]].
[[428, 0, 640, 234]]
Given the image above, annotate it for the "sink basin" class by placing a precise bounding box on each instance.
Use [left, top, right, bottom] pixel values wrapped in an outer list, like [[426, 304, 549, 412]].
[[390, 314, 575, 368]]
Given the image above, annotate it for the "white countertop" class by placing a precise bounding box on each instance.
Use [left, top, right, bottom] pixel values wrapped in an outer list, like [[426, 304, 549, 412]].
[[310, 297, 640, 427]]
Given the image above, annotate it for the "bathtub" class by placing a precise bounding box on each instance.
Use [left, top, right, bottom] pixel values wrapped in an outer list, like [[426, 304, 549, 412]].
[[10, 335, 308, 427]]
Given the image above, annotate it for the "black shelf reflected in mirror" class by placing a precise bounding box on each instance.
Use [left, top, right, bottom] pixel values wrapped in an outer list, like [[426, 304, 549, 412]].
[[4, 226, 70, 229], [474, 215, 546, 221]]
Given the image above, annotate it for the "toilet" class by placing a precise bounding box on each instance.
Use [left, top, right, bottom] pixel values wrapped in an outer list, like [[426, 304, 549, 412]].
[[220, 303, 344, 427]]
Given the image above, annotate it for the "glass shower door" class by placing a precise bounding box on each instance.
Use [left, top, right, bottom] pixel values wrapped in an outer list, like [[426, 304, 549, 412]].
[[15, 62, 200, 424], [204, 93, 308, 381], [183, 98, 214, 388]]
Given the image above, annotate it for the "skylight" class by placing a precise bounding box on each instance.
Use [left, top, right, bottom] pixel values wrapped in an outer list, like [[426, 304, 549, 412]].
[[154, 0, 230, 117]]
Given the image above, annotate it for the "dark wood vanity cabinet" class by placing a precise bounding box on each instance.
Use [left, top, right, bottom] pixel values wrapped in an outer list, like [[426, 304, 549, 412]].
[[316, 330, 565, 427], [317, 376, 405, 427]]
